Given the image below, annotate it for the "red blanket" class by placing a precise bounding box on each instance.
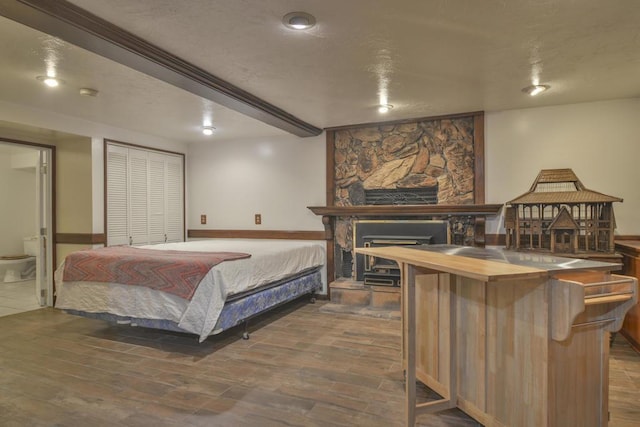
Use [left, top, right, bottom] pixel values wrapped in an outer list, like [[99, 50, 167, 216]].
[[62, 246, 251, 300]]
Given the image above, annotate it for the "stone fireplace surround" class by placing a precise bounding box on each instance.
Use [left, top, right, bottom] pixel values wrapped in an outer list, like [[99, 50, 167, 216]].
[[309, 111, 502, 281], [308, 111, 503, 312]]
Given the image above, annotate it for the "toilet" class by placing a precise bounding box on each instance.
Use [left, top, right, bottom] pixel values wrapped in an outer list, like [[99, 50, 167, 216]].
[[0, 237, 38, 283], [23, 236, 39, 257]]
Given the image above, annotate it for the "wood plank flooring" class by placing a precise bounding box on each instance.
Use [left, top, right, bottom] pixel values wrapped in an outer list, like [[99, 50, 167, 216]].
[[0, 300, 638, 426]]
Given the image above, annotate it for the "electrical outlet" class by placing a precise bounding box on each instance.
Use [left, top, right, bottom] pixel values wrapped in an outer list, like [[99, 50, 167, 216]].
[[200, 214, 206, 224], [255, 214, 262, 225]]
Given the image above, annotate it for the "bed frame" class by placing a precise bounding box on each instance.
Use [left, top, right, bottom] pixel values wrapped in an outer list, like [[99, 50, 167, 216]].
[[64, 268, 322, 340]]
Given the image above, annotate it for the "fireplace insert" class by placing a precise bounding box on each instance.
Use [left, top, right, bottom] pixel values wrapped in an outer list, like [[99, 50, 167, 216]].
[[362, 234, 435, 286], [354, 220, 450, 286]]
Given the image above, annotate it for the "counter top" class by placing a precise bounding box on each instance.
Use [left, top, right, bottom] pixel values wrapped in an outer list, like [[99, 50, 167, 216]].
[[356, 245, 618, 282], [615, 240, 640, 256]]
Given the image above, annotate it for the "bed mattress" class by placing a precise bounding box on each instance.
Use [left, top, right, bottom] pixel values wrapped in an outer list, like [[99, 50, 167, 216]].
[[55, 239, 325, 341]]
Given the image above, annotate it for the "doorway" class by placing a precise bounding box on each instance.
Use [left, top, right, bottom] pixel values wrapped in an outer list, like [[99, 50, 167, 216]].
[[0, 139, 54, 317]]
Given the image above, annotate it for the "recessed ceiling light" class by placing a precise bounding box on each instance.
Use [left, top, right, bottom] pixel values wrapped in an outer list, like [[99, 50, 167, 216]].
[[202, 126, 215, 136], [282, 12, 316, 30], [522, 84, 550, 96], [378, 104, 394, 113], [79, 88, 99, 97], [36, 75, 63, 88]]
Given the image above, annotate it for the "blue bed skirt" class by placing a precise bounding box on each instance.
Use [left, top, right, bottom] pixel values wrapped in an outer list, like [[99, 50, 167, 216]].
[[65, 268, 322, 338]]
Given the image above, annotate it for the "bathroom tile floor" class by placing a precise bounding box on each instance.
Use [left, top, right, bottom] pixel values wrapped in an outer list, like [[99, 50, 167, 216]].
[[0, 280, 41, 317]]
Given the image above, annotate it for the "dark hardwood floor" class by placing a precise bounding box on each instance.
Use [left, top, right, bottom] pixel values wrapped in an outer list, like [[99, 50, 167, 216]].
[[0, 300, 638, 426]]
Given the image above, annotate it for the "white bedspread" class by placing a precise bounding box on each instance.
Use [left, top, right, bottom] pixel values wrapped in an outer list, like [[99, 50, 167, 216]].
[[55, 239, 325, 341]]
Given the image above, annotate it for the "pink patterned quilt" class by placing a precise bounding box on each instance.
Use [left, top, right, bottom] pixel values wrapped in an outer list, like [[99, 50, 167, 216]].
[[62, 246, 251, 300]]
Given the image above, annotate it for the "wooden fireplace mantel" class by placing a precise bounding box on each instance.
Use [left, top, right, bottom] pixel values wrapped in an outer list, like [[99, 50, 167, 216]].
[[307, 204, 504, 240], [307, 204, 503, 217]]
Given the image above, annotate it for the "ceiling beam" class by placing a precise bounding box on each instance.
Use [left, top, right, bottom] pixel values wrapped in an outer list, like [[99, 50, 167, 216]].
[[1, 0, 323, 137]]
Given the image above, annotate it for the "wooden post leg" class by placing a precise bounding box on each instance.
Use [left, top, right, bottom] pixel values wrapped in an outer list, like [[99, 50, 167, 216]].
[[403, 269, 458, 426], [447, 275, 457, 408], [404, 263, 416, 426]]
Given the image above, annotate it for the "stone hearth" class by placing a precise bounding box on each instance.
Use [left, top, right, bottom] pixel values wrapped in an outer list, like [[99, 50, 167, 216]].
[[319, 302, 400, 319], [324, 277, 400, 318]]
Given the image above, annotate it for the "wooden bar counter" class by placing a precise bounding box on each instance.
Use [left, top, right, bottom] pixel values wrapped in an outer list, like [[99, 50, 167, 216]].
[[356, 245, 637, 427], [614, 240, 640, 351]]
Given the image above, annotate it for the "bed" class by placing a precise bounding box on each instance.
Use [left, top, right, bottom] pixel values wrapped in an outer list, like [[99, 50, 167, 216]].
[[54, 239, 325, 342]]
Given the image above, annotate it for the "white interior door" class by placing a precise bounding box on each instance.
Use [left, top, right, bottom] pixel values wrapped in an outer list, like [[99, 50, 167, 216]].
[[106, 144, 129, 246], [165, 155, 184, 243], [148, 152, 166, 244], [35, 149, 53, 306], [128, 148, 149, 245]]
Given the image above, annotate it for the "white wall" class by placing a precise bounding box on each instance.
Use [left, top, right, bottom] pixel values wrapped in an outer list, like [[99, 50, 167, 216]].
[[91, 137, 105, 236], [485, 98, 640, 235], [187, 98, 640, 237], [0, 100, 188, 154], [188, 133, 326, 231], [7, 96, 637, 238]]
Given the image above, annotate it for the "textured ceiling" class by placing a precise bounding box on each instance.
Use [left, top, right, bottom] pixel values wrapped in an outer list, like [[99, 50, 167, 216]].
[[1, 0, 639, 143]]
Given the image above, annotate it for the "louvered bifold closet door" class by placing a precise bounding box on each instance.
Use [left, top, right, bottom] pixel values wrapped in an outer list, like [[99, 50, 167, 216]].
[[147, 152, 166, 244], [128, 148, 149, 245], [106, 144, 130, 246], [106, 142, 185, 247], [165, 155, 184, 242]]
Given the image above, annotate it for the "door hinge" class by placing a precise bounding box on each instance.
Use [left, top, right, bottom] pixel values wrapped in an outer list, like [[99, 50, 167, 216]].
[[41, 289, 47, 298], [40, 164, 47, 174]]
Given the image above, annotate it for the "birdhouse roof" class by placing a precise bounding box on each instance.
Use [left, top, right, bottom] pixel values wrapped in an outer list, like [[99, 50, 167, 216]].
[[507, 169, 623, 205], [548, 207, 580, 230]]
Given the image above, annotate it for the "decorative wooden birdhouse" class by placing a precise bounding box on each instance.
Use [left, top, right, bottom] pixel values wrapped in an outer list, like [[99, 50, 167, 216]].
[[504, 169, 622, 256]]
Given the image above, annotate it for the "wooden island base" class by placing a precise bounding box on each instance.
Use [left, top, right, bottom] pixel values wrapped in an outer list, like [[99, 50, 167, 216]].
[[356, 245, 638, 427]]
